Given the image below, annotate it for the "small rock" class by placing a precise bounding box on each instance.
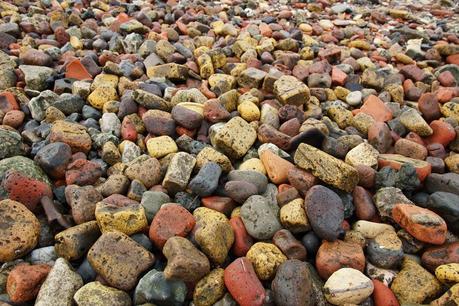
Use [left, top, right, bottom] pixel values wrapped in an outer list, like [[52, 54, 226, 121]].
[[324, 268, 374, 305], [74, 281, 132, 306]]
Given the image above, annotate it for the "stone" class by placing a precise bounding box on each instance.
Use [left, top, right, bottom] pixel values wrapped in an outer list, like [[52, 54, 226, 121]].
[[19, 65, 54, 91], [0, 156, 52, 211], [149, 204, 195, 249], [87, 231, 154, 290], [356, 95, 393, 122], [367, 230, 404, 269], [372, 279, 399, 306], [240, 195, 282, 240], [238, 68, 267, 88], [315, 240, 365, 279], [0, 200, 40, 262], [147, 136, 178, 159], [373, 187, 413, 221], [125, 155, 161, 189], [6, 264, 51, 303], [422, 242, 459, 272], [162, 152, 196, 194], [49, 120, 92, 153], [435, 263, 459, 283], [95, 199, 148, 235], [345, 142, 379, 168], [146, 63, 188, 80], [134, 269, 186, 305], [54, 221, 101, 261], [162, 236, 210, 282], [304, 185, 344, 241], [274, 75, 310, 106], [271, 260, 315, 306], [34, 142, 72, 179], [246, 242, 286, 280], [0, 129, 25, 159], [273, 229, 307, 260], [394, 138, 427, 160], [353, 220, 395, 239], [225, 180, 258, 204], [294, 143, 359, 192], [400, 108, 433, 136], [214, 117, 257, 159], [65, 185, 102, 224], [324, 268, 374, 305], [230, 216, 253, 257], [279, 198, 310, 233], [193, 268, 226, 306], [74, 282, 132, 306], [194, 207, 234, 264], [140, 191, 170, 222], [378, 154, 432, 182], [35, 258, 83, 306], [430, 283, 459, 306], [227, 170, 268, 194], [424, 192, 459, 235], [189, 162, 222, 197], [196, 147, 232, 173], [260, 149, 295, 184], [391, 257, 442, 304], [392, 203, 447, 245], [66, 159, 103, 186], [224, 257, 266, 306]]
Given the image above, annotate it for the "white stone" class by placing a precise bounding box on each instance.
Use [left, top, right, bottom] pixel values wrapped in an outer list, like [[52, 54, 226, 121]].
[[324, 268, 374, 305], [345, 142, 379, 168]]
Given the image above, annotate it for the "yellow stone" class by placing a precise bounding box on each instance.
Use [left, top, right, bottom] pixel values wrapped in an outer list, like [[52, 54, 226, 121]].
[[395, 53, 414, 64], [299, 47, 314, 60], [344, 230, 366, 248], [279, 198, 310, 233], [196, 147, 232, 172], [211, 20, 225, 35], [238, 101, 260, 122], [445, 154, 459, 174], [177, 102, 204, 115], [431, 283, 459, 306], [441, 102, 459, 122], [219, 89, 239, 112], [239, 158, 266, 174], [435, 263, 459, 283], [246, 242, 287, 280], [327, 105, 353, 129], [147, 136, 178, 159], [208, 74, 236, 89], [349, 40, 371, 50], [95, 201, 148, 235], [87, 86, 118, 109], [193, 208, 234, 265], [70, 36, 83, 50], [194, 46, 210, 58], [391, 257, 442, 304], [146, 63, 188, 80], [91, 74, 119, 91], [351, 112, 376, 135], [208, 50, 227, 68], [334, 86, 350, 101], [102, 100, 119, 113], [197, 54, 214, 79], [193, 268, 226, 306], [231, 207, 241, 218], [214, 117, 257, 159], [229, 63, 247, 78]]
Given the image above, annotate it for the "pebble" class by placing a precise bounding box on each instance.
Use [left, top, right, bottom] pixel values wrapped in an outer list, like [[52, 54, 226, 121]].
[[305, 185, 344, 241], [74, 281, 132, 306], [6, 264, 51, 303], [391, 257, 442, 304], [35, 258, 83, 306], [163, 236, 210, 283], [87, 231, 155, 290], [193, 268, 226, 306], [0, 200, 40, 262], [134, 269, 186, 305], [240, 195, 282, 240], [324, 268, 374, 305]]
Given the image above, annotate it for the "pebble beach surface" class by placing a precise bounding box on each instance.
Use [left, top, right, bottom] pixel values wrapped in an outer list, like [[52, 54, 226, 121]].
[[0, 0, 459, 305]]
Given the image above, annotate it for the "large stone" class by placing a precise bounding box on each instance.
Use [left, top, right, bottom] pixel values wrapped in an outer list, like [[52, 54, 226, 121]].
[[214, 117, 257, 159], [19, 65, 54, 91], [240, 195, 282, 240], [193, 207, 234, 265], [54, 221, 101, 261], [273, 75, 310, 106], [294, 143, 359, 192], [324, 268, 374, 305], [134, 269, 187, 305], [74, 282, 132, 306], [146, 63, 188, 80], [162, 236, 210, 282], [0, 200, 40, 262], [35, 258, 83, 306], [49, 120, 92, 153], [424, 192, 459, 235], [391, 257, 442, 304], [87, 231, 155, 290]]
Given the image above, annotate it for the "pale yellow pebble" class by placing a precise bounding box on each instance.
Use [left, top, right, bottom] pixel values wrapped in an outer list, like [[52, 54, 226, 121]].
[[238, 101, 260, 122], [70, 36, 83, 50], [87, 86, 118, 109], [239, 158, 266, 174], [177, 102, 204, 115], [246, 242, 287, 280], [435, 263, 459, 283], [279, 198, 310, 233], [147, 136, 178, 159]]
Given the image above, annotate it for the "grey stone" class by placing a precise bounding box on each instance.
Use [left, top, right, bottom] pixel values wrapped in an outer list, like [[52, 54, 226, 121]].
[[424, 192, 459, 235], [188, 162, 222, 197], [35, 257, 83, 306], [425, 173, 459, 195], [240, 195, 282, 240], [19, 65, 54, 91], [134, 269, 187, 305], [373, 187, 413, 221], [227, 170, 268, 194]]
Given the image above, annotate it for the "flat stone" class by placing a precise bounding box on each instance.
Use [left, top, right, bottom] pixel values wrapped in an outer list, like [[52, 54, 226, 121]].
[[294, 143, 359, 192], [87, 231, 155, 290], [74, 282, 132, 306], [35, 258, 83, 306]]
